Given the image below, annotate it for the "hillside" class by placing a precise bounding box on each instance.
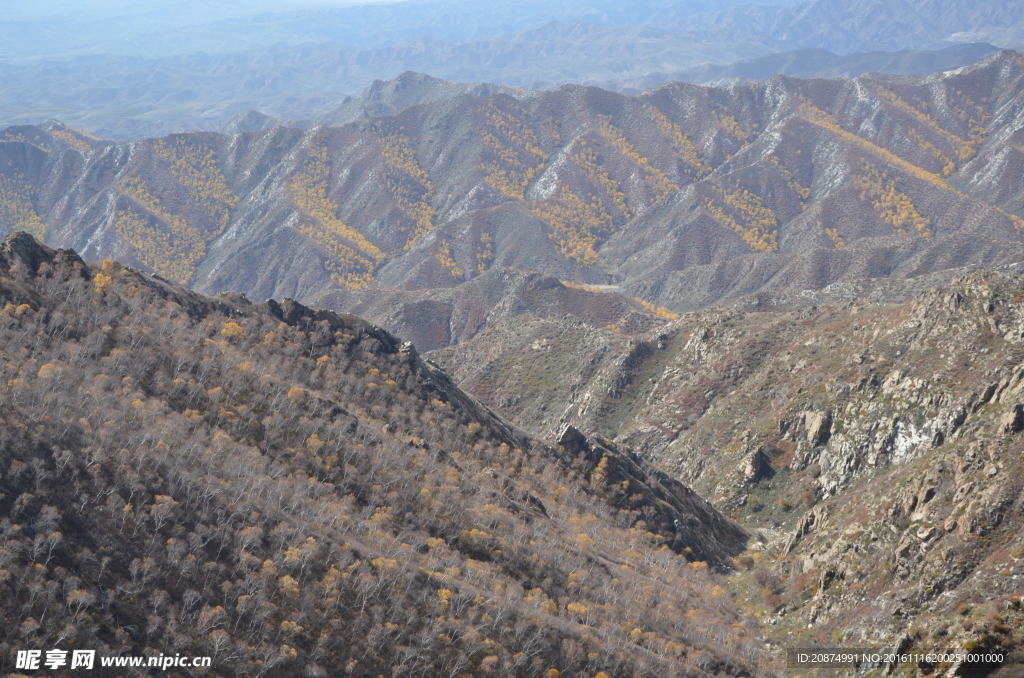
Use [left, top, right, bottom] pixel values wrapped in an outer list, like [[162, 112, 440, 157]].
[[430, 267, 1024, 672], [0, 232, 759, 677], [4, 52, 1024, 320], [306, 267, 671, 351]]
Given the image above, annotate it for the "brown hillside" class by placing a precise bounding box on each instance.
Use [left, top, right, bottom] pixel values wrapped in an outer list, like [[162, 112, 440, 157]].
[[0, 233, 758, 678]]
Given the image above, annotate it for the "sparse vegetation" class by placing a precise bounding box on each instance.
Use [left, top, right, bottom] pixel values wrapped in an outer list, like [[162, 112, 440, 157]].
[[0, 173, 45, 240], [288, 144, 385, 288], [0, 233, 767, 678], [857, 161, 931, 236]]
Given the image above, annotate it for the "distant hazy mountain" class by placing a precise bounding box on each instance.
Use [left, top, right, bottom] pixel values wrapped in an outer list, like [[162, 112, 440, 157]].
[[0, 0, 790, 61], [3, 0, 1023, 139], [606, 43, 1001, 92], [223, 44, 1001, 132], [671, 0, 1024, 53], [4, 0, 1016, 65], [0, 23, 771, 139], [0, 30, 1000, 141]]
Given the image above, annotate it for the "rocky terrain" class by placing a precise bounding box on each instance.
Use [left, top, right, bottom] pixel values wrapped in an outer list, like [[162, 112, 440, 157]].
[[5, 2, 1024, 675], [3, 52, 1024, 320], [430, 267, 1024, 675], [0, 232, 758, 677]]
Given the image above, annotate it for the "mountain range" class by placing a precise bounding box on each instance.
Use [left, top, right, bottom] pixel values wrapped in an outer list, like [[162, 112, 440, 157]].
[[3, 52, 1024, 326], [3, 33, 998, 140], [6, 0, 1024, 673]]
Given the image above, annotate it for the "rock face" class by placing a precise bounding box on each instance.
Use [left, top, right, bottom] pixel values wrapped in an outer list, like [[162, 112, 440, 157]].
[[553, 424, 748, 567], [3, 52, 1024, 318], [740, 446, 774, 484], [432, 268, 1024, 664]]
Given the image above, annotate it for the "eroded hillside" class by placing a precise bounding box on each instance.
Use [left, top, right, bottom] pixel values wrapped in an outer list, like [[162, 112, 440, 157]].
[[431, 269, 1024, 673], [307, 267, 671, 351], [0, 233, 763, 678], [3, 52, 1024, 315]]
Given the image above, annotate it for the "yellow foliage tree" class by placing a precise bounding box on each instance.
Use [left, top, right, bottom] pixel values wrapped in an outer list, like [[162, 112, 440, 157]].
[[857, 161, 931, 236], [375, 129, 437, 249], [480, 102, 548, 199], [48, 128, 92, 153], [875, 85, 981, 163], [288, 144, 384, 288], [532, 187, 615, 266], [704, 184, 779, 252], [825, 228, 846, 248], [768, 156, 810, 201], [436, 241, 464, 279], [115, 178, 205, 284], [574, 148, 630, 219], [153, 138, 238, 232], [476, 231, 494, 274], [0, 174, 46, 240], [644, 105, 709, 178], [598, 117, 677, 199]]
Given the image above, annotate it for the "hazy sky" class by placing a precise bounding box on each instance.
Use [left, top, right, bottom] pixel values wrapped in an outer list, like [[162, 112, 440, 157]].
[[8, 0, 802, 22], [6, 0, 407, 22]]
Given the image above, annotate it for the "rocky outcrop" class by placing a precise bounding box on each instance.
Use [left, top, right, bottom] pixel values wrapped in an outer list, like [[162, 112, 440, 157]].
[[436, 268, 1024, 661], [554, 424, 748, 569]]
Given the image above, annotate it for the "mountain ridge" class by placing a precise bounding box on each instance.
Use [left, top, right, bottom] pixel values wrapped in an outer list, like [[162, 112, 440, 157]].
[[4, 51, 1024, 320], [0, 230, 759, 677]]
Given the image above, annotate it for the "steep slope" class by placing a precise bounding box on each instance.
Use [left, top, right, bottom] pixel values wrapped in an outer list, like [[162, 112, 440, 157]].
[[4, 52, 1024, 315], [431, 268, 1024, 672], [0, 232, 757, 677]]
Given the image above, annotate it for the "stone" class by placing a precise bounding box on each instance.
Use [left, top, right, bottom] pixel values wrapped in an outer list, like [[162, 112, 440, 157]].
[[999, 404, 1023, 434], [805, 411, 833, 446], [557, 424, 588, 455], [740, 446, 774, 484]]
